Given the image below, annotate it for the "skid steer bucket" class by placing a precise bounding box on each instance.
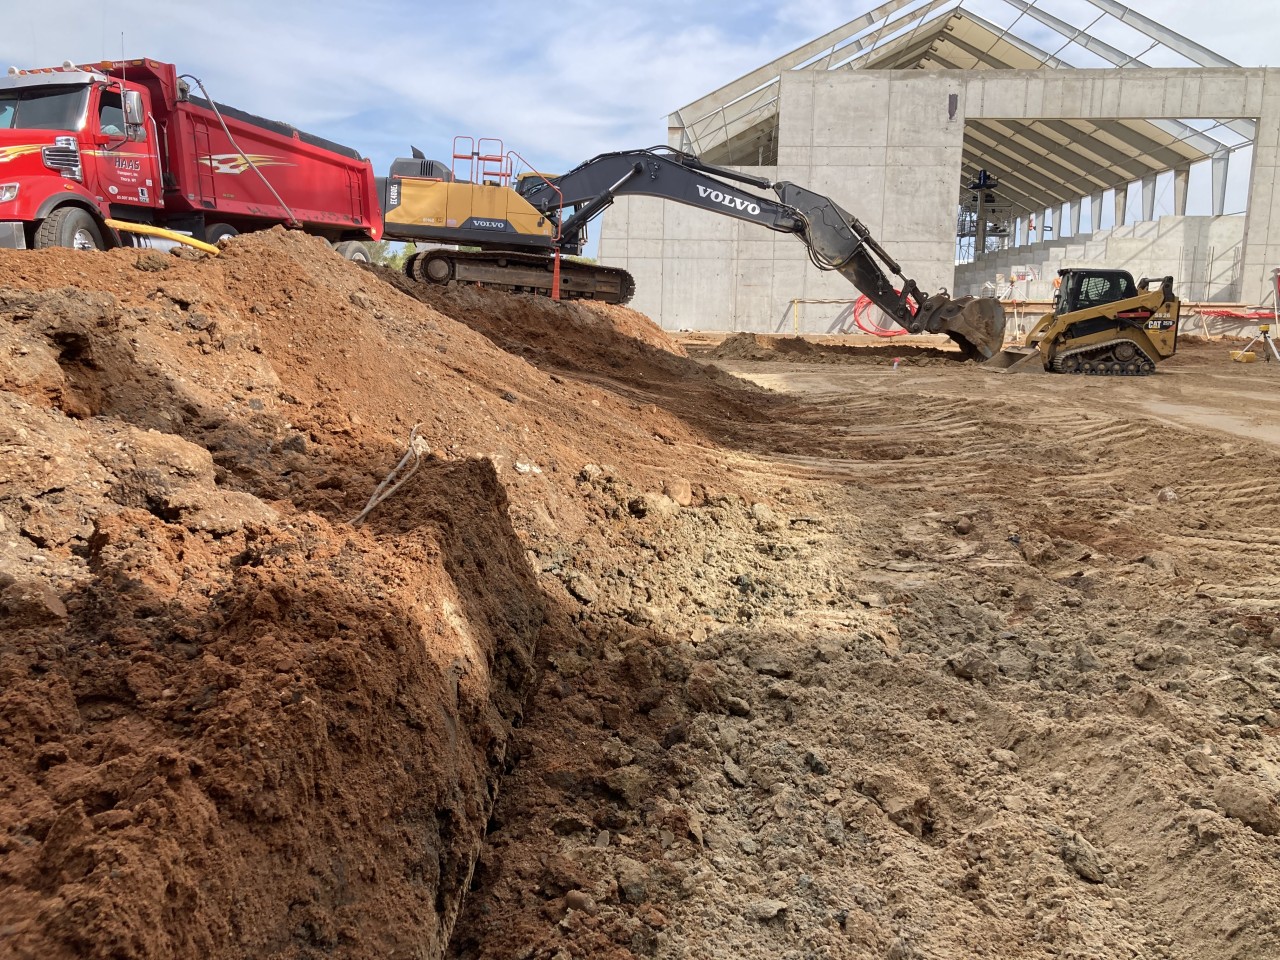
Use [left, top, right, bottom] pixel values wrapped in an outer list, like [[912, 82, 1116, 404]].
[[985, 345, 1046, 373]]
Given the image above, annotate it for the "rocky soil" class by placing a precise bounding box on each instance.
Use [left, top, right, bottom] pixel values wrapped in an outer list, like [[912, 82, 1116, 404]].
[[2, 231, 1279, 960]]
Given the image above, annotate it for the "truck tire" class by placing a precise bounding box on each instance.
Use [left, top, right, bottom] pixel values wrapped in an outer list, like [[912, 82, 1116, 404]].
[[336, 240, 372, 263], [34, 207, 105, 252], [205, 223, 239, 245]]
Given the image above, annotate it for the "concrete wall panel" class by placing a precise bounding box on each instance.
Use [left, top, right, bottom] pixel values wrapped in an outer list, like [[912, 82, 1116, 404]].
[[776, 145, 814, 168], [882, 165, 960, 242], [965, 67, 1268, 120], [598, 238, 627, 260], [735, 236, 782, 258], [623, 258, 664, 319], [806, 146, 889, 169], [730, 259, 778, 332], [887, 74, 965, 147], [1022, 76, 1045, 119], [1039, 78, 1064, 120], [812, 74, 889, 146], [1258, 93, 1280, 150], [660, 257, 732, 331], [1100, 76, 1121, 118], [1060, 77, 1091, 119], [627, 198, 666, 240], [663, 203, 736, 242], [1116, 77, 1167, 117], [1195, 76, 1251, 116], [778, 72, 816, 149], [626, 238, 664, 260], [661, 239, 735, 262]]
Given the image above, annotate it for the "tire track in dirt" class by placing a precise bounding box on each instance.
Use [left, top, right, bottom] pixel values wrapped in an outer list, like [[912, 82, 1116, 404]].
[[652, 359, 1280, 960]]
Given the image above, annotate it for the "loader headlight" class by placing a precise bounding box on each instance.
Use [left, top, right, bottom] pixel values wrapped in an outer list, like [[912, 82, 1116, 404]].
[[0, 183, 17, 203]]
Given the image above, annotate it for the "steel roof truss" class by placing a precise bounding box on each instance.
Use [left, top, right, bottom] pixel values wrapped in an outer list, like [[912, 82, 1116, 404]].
[[958, 144, 1077, 206], [966, 119, 1109, 189], [959, 156, 1058, 214], [1080, 0, 1238, 68]]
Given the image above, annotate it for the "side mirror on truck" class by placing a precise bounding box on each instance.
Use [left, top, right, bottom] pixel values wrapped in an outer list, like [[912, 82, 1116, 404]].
[[123, 90, 146, 142], [123, 90, 144, 125]]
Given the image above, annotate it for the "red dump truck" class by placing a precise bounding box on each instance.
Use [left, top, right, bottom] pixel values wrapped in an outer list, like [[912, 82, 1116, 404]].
[[0, 58, 381, 256]]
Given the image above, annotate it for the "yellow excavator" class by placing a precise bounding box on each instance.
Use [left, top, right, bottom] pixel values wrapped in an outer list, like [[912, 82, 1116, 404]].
[[988, 269, 1180, 375], [376, 143, 1007, 360]]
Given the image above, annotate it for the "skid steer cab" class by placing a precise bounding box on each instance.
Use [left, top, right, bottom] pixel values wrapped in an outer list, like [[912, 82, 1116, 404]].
[[989, 268, 1180, 375]]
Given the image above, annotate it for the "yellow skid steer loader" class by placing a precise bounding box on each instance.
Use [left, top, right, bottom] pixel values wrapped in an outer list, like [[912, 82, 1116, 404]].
[[989, 268, 1180, 375]]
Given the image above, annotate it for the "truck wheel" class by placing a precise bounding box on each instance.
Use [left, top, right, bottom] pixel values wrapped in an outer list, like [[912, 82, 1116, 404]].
[[34, 207, 105, 252], [205, 223, 239, 245], [336, 240, 372, 263]]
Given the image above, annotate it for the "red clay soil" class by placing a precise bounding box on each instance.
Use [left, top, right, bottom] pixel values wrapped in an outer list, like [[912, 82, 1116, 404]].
[[0, 230, 757, 959]]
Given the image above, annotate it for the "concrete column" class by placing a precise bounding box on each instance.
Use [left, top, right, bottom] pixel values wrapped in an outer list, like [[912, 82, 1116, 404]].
[[1238, 67, 1279, 305], [1090, 190, 1105, 232], [1173, 165, 1190, 216], [1211, 148, 1230, 216], [1049, 204, 1061, 239], [1070, 199, 1082, 236], [1141, 175, 1157, 221], [1114, 187, 1128, 228]]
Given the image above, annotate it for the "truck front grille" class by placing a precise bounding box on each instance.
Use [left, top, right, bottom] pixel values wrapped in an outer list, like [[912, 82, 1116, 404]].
[[42, 137, 82, 181]]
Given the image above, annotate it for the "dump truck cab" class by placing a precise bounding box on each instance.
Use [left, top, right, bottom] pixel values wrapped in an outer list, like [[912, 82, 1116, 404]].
[[0, 62, 160, 249], [2, 58, 381, 252]]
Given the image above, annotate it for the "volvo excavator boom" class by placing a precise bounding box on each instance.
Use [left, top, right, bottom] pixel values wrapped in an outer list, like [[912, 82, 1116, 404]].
[[519, 146, 1006, 359]]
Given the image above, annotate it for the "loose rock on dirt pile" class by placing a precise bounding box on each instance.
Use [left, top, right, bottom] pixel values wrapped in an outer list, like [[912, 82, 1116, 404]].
[[3, 230, 1279, 960]]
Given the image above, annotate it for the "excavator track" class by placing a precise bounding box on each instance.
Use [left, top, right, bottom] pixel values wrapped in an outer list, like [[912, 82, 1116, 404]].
[[1050, 337, 1157, 376], [404, 249, 635, 305]]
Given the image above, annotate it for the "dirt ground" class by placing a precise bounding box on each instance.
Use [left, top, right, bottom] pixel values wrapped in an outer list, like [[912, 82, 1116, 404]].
[[3, 235, 1279, 960]]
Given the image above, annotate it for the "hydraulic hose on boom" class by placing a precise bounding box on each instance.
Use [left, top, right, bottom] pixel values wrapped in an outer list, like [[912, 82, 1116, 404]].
[[519, 147, 1006, 359]]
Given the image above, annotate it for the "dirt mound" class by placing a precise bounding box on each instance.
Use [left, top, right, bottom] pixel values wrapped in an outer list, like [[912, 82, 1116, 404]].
[[0, 230, 765, 959], [705, 332, 960, 365], [375, 269, 764, 401]]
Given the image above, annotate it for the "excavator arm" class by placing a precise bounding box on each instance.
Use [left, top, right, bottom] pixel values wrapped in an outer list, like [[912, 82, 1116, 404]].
[[519, 147, 1006, 359]]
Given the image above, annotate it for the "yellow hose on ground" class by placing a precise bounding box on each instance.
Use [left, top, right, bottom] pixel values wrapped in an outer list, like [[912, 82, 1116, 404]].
[[104, 219, 221, 255]]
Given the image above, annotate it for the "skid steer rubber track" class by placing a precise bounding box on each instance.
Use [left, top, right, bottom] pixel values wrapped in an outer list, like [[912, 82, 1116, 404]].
[[1051, 338, 1157, 375]]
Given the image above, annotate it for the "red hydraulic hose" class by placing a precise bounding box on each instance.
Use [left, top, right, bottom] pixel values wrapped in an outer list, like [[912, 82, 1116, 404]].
[[852, 293, 913, 337]]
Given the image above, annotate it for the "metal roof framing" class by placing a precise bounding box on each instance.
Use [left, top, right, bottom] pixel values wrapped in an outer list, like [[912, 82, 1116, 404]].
[[670, 0, 1256, 218]]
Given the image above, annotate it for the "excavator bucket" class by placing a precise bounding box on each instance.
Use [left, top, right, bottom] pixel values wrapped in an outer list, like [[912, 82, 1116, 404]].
[[925, 296, 1007, 360], [984, 345, 1046, 374]]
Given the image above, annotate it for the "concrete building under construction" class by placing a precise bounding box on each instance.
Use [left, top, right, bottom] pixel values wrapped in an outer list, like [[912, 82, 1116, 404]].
[[598, 0, 1278, 333]]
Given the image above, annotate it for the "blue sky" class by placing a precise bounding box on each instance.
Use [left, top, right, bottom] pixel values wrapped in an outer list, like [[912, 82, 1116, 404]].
[[3, 0, 1273, 180]]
